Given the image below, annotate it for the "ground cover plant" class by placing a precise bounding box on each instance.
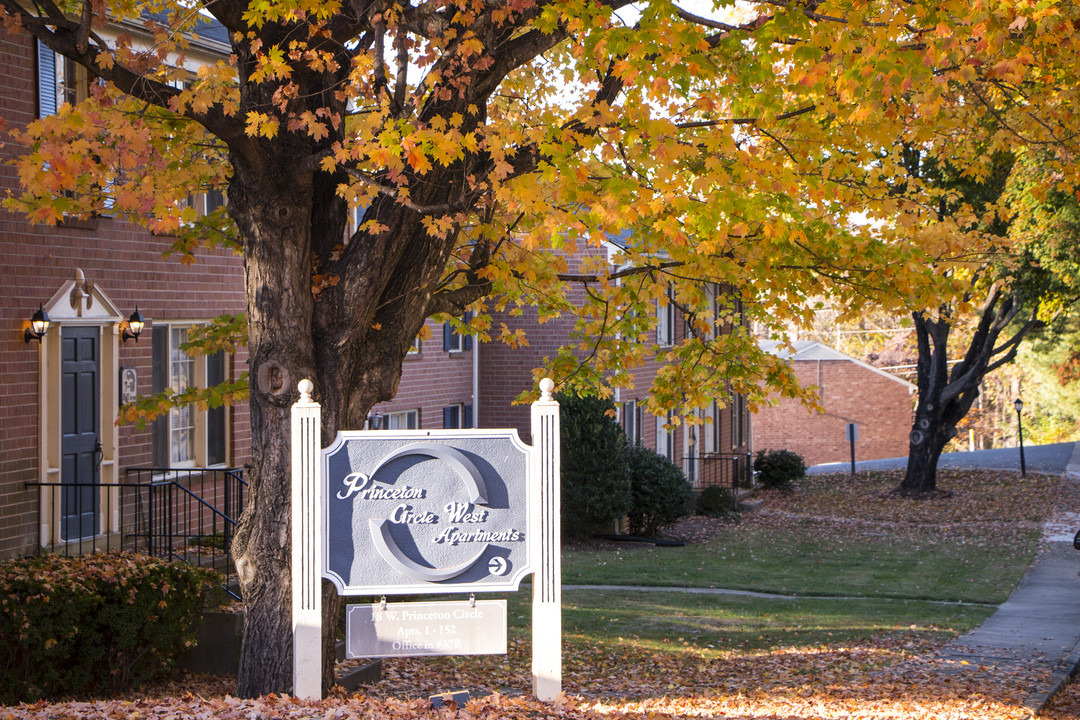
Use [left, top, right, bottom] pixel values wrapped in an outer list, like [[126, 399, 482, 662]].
[[5, 469, 1079, 719]]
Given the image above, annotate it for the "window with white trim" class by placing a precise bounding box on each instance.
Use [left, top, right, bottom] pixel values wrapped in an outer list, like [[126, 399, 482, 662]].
[[152, 324, 229, 468], [656, 287, 675, 347], [442, 404, 473, 429], [37, 41, 87, 118], [655, 411, 674, 461], [730, 393, 746, 449], [703, 400, 720, 454], [621, 399, 643, 446], [384, 409, 419, 430]]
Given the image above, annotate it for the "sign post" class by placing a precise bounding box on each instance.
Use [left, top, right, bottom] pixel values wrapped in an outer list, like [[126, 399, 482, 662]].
[[291, 379, 322, 699], [531, 378, 561, 700], [846, 422, 858, 476], [291, 379, 561, 700]]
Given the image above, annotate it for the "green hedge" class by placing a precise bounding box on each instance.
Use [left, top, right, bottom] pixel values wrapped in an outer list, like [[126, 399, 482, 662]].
[[0, 553, 219, 702], [558, 392, 631, 538], [754, 448, 807, 488], [627, 445, 695, 537]]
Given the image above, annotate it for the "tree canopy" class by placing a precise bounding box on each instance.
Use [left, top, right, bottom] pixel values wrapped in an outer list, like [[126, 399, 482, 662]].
[[5, 0, 1080, 697]]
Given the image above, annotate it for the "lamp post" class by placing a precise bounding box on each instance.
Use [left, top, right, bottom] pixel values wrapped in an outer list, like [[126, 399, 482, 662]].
[[1014, 398, 1026, 478]]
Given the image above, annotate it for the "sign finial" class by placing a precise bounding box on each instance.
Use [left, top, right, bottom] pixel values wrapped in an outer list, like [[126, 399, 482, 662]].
[[298, 379, 314, 403], [539, 378, 554, 401]]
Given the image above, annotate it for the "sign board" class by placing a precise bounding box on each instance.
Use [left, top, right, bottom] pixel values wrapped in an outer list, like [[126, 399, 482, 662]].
[[846, 422, 859, 442], [290, 378, 562, 701], [323, 431, 534, 595], [346, 600, 507, 658]]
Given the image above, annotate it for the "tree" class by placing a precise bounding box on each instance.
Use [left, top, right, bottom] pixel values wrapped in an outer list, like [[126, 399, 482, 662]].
[[901, 282, 1043, 493], [900, 151, 1080, 494], [5, 0, 1080, 697]]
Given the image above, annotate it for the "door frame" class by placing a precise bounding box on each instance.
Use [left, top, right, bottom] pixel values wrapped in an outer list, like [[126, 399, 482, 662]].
[[36, 271, 122, 550]]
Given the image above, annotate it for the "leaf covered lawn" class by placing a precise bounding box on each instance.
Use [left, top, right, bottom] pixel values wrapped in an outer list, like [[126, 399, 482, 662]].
[[5, 469, 1079, 719]]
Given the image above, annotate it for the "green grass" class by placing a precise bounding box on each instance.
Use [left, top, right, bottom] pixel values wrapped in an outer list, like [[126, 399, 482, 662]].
[[563, 469, 1059, 605], [558, 588, 992, 655], [563, 521, 1037, 604]]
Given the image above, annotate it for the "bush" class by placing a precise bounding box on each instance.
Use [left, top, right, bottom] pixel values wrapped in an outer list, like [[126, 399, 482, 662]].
[[696, 484, 736, 517], [558, 393, 631, 538], [754, 449, 807, 488], [0, 553, 220, 703], [626, 445, 695, 536]]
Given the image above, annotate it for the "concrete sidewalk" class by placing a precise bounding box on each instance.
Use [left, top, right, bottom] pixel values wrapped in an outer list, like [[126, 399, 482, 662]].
[[930, 540, 1080, 714]]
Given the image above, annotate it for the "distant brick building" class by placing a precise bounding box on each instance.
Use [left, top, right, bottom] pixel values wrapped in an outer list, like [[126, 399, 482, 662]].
[[754, 341, 915, 467]]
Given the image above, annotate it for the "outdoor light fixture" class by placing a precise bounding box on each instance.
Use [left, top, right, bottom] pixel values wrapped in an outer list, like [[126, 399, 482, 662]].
[[367, 410, 383, 430], [1014, 397, 1027, 478], [24, 304, 50, 343], [122, 306, 145, 342]]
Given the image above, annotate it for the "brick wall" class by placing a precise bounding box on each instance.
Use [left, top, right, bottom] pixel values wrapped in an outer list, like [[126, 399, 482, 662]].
[[0, 31, 250, 559], [753, 360, 914, 467]]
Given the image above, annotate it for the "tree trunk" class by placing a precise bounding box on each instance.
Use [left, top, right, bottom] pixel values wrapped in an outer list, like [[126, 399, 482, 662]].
[[229, 144, 320, 697], [900, 285, 1042, 494]]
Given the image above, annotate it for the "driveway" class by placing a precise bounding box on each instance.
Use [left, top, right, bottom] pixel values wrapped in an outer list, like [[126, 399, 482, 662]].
[[807, 441, 1080, 475]]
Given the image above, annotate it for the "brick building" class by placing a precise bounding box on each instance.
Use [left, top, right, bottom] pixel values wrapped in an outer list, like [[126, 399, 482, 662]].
[[754, 340, 915, 467], [0, 25, 252, 560]]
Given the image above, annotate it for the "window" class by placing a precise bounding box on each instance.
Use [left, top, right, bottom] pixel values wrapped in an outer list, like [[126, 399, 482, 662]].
[[443, 312, 474, 353], [656, 287, 675, 347], [384, 409, 418, 430], [408, 335, 422, 355], [703, 400, 720, 454], [152, 324, 229, 467], [37, 41, 87, 118], [443, 404, 473, 429], [655, 412, 674, 461], [621, 399, 643, 446], [730, 393, 745, 449], [169, 327, 196, 464]]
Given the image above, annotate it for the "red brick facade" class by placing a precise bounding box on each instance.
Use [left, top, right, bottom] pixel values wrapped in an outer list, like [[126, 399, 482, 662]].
[[753, 342, 915, 467], [0, 30, 250, 559]]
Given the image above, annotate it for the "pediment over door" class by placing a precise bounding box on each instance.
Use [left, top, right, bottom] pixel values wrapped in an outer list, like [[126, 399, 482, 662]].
[[41, 268, 123, 324]]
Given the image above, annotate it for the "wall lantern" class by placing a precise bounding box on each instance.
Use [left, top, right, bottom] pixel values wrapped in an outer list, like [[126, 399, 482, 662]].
[[24, 304, 50, 343], [367, 410, 383, 430], [122, 306, 145, 342]]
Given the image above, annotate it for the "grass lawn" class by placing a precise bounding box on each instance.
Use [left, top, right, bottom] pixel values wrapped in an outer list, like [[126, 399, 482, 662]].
[[563, 468, 1069, 604]]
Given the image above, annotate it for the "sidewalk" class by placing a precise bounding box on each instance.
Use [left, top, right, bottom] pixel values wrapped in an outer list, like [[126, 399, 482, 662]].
[[929, 540, 1080, 715]]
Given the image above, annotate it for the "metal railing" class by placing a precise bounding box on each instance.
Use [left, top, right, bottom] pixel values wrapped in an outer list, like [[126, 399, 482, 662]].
[[27, 467, 246, 599], [690, 452, 754, 496]]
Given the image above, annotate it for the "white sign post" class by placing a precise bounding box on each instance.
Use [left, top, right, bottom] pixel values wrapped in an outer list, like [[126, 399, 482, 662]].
[[290, 379, 561, 701], [291, 379, 322, 699]]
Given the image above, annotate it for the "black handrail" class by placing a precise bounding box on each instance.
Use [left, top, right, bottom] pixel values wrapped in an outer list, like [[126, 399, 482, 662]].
[[27, 467, 245, 600]]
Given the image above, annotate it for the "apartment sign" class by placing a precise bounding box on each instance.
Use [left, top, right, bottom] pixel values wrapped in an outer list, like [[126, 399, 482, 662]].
[[322, 431, 534, 595]]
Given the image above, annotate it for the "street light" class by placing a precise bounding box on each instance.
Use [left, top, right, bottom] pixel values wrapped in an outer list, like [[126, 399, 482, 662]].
[[1014, 398, 1027, 478]]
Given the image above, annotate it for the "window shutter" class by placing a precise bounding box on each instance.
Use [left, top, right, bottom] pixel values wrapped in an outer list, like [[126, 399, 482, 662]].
[[443, 322, 453, 351], [463, 311, 473, 351], [151, 326, 168, 466], [443, 406, 455, 429], [37, 41, 56, 118], [463, 404, 473, 429], [206, 351, 226, 465]]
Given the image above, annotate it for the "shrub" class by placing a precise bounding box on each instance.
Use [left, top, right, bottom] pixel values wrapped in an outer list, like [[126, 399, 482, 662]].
[[0, 553, 220, 703], [696, 484, 736, 517], [626, 445, 695, 536], [558, 393, 632, 538], [754, 448, 807, 488]]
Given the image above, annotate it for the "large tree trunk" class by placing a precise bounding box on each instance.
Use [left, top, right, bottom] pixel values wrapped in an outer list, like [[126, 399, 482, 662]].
[[229, 143, 320, 697], [900, 284, 1042, 494]]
